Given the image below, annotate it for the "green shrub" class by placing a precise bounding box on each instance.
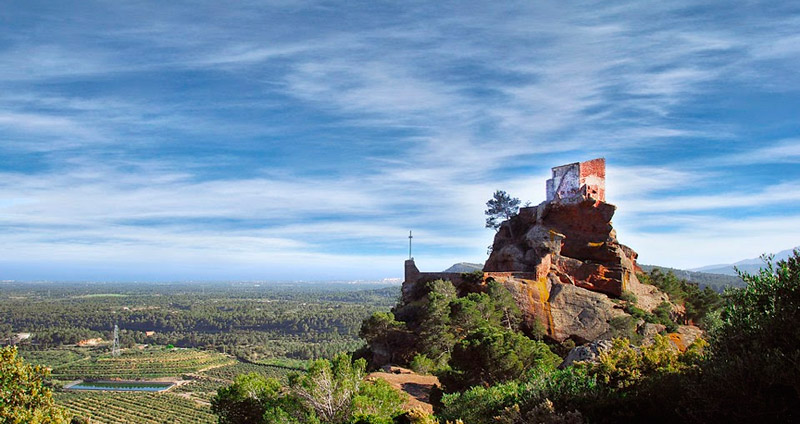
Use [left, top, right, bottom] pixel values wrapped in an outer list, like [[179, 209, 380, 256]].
[[685, 251, 800, 422], [212, 353, 406, 424], [576, 336, 685, 390], [607, 316, 640, 343], [441, 327, 559, 391], [652, 302, 678, 332], [439, 380, 521, 423], [639, 269, 722, 329], [0, 346, 71, 424], [409, 354, 435, 375], [619, 291, 638, 304]]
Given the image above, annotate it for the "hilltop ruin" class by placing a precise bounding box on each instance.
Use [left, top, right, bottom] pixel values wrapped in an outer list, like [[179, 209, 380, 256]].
[[403, 158, 671, 342]]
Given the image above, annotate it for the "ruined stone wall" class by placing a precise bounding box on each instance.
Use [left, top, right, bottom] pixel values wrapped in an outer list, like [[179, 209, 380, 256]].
[[545, 158, 606, 203], [402, 259, 465, 302], [546, 162, 580, 202], [579, 158, 605, 202]]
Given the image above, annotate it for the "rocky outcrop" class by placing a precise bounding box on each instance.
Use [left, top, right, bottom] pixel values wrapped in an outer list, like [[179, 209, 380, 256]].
[[484, 199, 636, 298], [559, 339, 614, 368], [667, 325, 703, 352], [475, 190, 683, 342], [401, 159, 697, 345]]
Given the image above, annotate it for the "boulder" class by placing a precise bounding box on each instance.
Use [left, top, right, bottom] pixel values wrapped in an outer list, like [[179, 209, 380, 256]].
[[548, 281, 627, 343], [559, 339, 614, 368], [638, 322, 666, 339], [667, 325, 703, 352]]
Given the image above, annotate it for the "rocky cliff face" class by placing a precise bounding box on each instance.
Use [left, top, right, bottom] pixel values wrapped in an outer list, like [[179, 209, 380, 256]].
[[484, 199, 634, 298], [481, 197, 672, 342]]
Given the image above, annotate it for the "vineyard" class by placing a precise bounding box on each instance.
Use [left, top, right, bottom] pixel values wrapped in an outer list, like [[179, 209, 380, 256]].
[[22, 347, 308, 422], [49, 348, 234, 380], [67, 381, 174, 391], [55, 391, 216, 424], [199, 361, 295, 381]]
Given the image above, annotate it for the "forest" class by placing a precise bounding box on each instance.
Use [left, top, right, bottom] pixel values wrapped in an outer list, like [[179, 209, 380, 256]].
[[4, 255, 799, 423], [0, 281, 397, 361], [212, 253, 800, 423]]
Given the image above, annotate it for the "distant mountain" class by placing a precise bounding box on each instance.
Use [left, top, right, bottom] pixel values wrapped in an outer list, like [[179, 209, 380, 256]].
[[690, 246, 799, 276], [639, 264, 745, 292], [442, 262, 483, 273]]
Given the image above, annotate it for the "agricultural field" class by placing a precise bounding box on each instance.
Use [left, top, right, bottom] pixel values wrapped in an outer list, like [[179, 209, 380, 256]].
[[55, 391, 216, 424], [199, 361, 296, 382], [67, 381, 174, 391], [20, 346, 308, 422], [23, 347, 235, 380], [3, 281, 397, 422]]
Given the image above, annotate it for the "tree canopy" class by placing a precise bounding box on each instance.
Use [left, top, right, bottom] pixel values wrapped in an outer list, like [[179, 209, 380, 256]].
[[0, 346, 71, 424], [485, 190, 521, 230], [212, 353, 407, 424]]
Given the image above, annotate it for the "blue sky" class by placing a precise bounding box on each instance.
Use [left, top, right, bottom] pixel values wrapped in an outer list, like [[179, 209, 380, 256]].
[[1, 1, 799, 281]]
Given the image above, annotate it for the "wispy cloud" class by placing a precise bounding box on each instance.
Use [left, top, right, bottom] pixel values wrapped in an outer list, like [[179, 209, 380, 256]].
[[1, 1, 799, 279]]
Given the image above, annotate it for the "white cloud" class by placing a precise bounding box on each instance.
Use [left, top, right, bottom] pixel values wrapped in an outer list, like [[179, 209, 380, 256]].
[[1, 1, 799, 279]]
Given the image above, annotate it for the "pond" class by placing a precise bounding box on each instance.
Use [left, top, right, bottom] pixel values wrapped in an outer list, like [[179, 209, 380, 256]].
[[66, 380, 175, 392]]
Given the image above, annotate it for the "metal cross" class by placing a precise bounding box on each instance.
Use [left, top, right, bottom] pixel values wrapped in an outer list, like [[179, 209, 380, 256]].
[[408, 230, 413, 259]]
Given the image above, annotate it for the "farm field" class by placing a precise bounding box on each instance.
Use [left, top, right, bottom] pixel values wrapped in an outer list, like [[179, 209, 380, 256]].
[[55, 391, 216, 424], [3, 281, 396, 422], [67, 381, 174, 391], [23, 347, 235, 380], [20, 346, 307, 423]]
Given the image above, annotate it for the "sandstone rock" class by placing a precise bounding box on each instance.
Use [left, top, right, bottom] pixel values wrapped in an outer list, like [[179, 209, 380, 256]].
[[548, 281, 627, 343], [492, 275, 552, 338], [638, 322, 666, 339], [559, 339, 614, 368], [484, 199, 638, 298], [667, 325, 703, 352], [625, 276, 670, 312], [401, 159, 680, 345]]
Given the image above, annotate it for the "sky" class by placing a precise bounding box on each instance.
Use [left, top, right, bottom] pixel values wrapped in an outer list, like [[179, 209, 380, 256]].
[[1, 1, 799, 282]]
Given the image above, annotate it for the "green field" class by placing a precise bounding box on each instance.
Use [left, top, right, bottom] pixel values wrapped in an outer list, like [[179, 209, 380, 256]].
[[55, 391, 216, 424], [20, 347, 307, 423], [36, 348, 235, 380], [3, 281, 394, 423]]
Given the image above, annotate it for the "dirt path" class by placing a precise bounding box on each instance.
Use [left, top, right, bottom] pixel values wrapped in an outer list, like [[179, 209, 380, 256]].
[[173, 392, 211, 407], [368, 366, 439, 414]]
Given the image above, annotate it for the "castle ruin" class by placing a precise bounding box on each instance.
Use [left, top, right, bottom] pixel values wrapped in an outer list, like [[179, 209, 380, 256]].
[[545, 158, 605, 203]]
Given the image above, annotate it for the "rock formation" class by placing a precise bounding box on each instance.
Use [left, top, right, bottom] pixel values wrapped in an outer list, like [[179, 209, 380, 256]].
[[402, 158, 684, 344], [484, 198, 634, 298]]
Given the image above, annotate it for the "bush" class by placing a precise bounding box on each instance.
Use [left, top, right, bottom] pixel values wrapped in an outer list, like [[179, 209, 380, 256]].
[[685, 251, 800, 422], [576, 336, 685, 390], [619, 291, 638, 304], [409, 354, 436, 375], [212, 353, 406, 424], [652, 302, 678, 332], [639, 269, 722, 329], [607, 316, 641, 343], [440, 327, 559, 391], [0, 346, 71, 424], [439, 381, 521, 423]]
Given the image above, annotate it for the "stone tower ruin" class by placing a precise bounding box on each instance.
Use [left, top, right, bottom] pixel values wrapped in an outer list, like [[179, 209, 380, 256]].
[[545, 158, 605, 203]]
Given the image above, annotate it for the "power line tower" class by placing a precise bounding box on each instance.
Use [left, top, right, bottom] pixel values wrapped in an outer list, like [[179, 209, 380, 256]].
[[112, 325, 121, 357]]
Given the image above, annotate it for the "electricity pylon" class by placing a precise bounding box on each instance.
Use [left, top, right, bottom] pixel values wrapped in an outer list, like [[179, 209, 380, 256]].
[[112, 325, 121, 357]]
